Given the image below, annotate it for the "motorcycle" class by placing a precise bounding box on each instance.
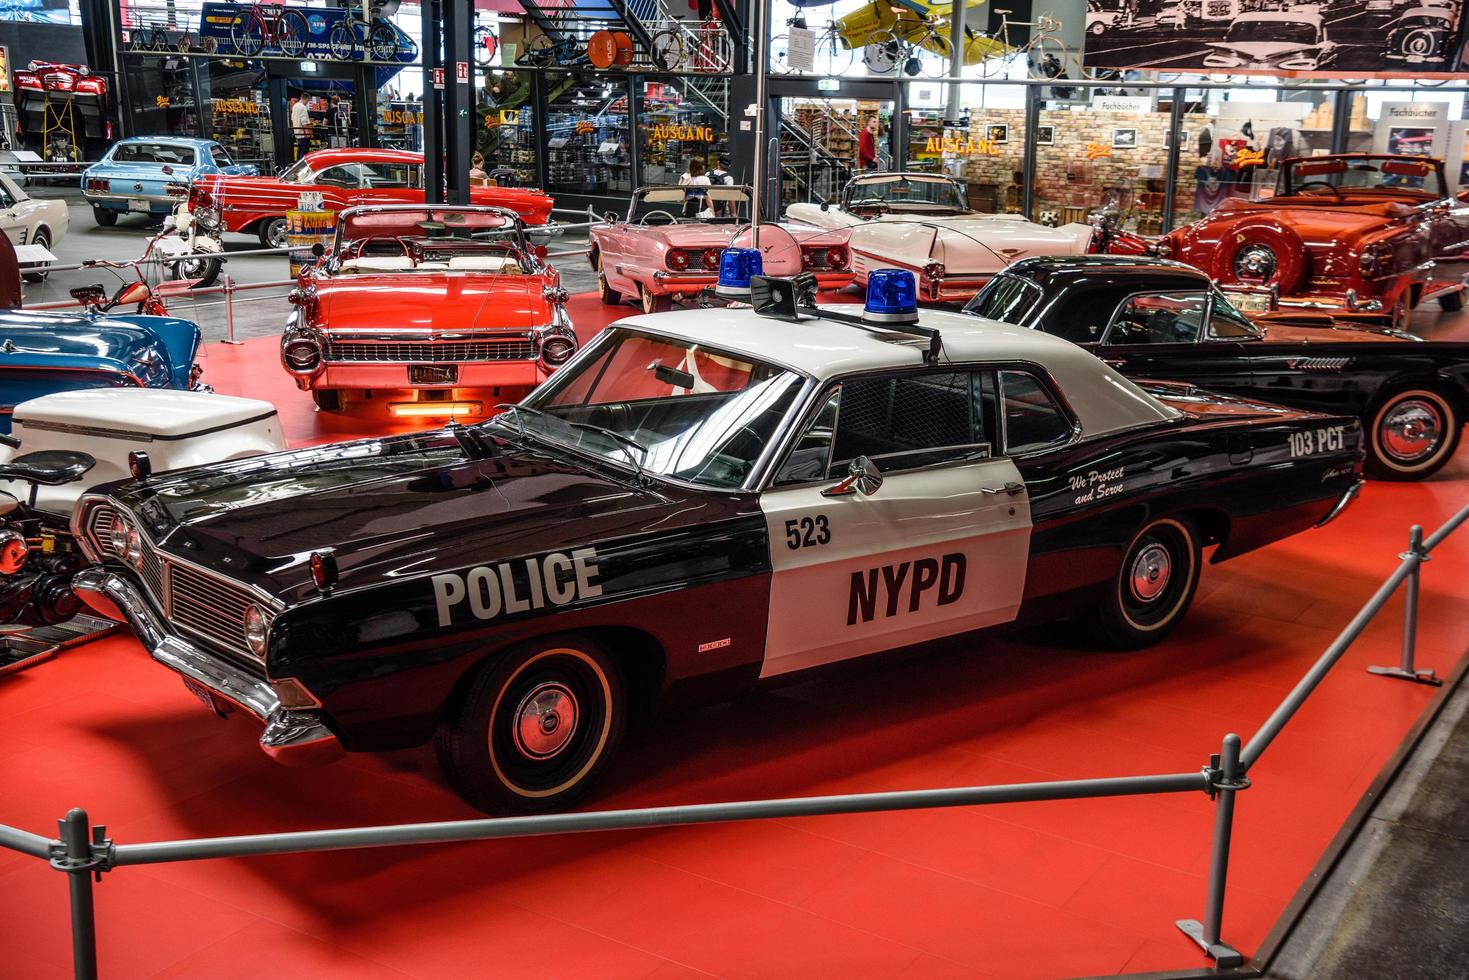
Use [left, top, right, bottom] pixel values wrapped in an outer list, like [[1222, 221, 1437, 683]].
[[159, 198, 224, 287], [69, 223, 203, 316], [1087, 205, 1156, 256]]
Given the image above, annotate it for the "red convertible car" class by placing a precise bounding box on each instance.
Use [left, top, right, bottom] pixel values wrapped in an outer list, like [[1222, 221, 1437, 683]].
[[1160, 154, 1469, 328], [589, 185, 854, 313], [280, 205, 576, 419], [190, 148, 555, 249]]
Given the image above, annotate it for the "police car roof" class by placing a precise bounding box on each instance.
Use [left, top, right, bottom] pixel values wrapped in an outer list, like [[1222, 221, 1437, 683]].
[[619, 305, 1181, 437]]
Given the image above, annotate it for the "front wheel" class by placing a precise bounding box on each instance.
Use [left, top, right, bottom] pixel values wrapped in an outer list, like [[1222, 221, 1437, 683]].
[[311, 388, 341, 412], [1438, 289, 1463, 312], [22, 229, 49, 283], [437, 636, 626, 814], [1089, 517, 1201, 649], [368, 23, 399, 61], [275, 9, 311, 58], [178, 253, 221, 287], [1366, 387, 1462, 481]]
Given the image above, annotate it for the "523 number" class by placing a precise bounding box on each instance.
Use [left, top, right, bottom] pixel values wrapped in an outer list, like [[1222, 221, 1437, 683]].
[[785, 514, 831, 550]]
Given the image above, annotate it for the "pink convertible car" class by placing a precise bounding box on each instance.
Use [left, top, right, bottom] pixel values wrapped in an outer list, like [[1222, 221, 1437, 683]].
[[589, 185, 854, 313]]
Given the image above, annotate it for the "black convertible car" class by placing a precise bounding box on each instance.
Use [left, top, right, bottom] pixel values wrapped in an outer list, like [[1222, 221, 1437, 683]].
[[965, 256, 1469, 480]]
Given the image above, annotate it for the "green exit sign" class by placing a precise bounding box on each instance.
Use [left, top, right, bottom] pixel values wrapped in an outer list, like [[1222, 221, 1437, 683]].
[[817, 79, 841, 92]]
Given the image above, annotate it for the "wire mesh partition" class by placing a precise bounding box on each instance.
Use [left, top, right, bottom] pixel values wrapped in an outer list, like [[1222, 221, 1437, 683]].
[[2, 504, 1465, 980]]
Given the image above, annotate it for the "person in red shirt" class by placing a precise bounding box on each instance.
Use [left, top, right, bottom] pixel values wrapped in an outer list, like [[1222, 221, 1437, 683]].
[[859, 115, 880, 170]]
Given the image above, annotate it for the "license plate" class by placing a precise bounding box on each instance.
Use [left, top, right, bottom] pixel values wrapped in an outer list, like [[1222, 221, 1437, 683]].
[[127, 198, 150, 213], [410, 364, 457, 385], [1222, 289, 1271, 313], [181, 677, 230, 718]]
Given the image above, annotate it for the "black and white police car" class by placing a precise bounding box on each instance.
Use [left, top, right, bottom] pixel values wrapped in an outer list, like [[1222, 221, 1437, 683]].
[[73, 254, 1366, 813]]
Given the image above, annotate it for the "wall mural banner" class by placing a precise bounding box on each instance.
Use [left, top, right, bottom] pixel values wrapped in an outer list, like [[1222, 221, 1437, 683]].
[[1083, 0, 1466, 76]]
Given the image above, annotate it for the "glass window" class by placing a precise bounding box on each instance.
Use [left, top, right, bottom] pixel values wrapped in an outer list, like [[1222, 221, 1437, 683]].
[[314, 165, 362, 188], [773, 388, 840, 486], [1000, 371, 1072, 455], [829, 372, 989, 475], [1207, 292, 1259, 339], [210, 146, 232, 167], [113, 142, 197, 166], [359, 162, 419, 189], [1105, 293, 1209, 345], [965, 275, 1040, 325], [516, 329, 804, 490], [0, 183, 13, 208]]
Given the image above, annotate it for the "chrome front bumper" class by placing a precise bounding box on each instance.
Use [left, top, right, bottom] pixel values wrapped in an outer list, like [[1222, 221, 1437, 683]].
[[71, 568, 344, 766]]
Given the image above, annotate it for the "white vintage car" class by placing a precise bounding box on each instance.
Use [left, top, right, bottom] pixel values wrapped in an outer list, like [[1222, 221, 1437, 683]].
[[786, 172, 1097, 303], [0, 389, 285, 515], [1202, 11, 1339, 71], [0, 170, 68, 283]]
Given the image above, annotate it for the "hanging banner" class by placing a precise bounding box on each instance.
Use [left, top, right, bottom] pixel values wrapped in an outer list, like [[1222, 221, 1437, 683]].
[[1084, 0, 1466, 76]]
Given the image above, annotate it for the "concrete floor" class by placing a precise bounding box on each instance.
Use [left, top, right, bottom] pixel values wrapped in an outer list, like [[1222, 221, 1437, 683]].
[[1268, 674, 1468, 980], [19, 186, 1469, 345]]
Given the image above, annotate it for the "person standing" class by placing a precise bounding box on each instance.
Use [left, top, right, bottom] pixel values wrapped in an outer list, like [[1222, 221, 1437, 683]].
[[859, 115, 880, 171], [291, 96, 313, 161], [678, 157, 710, 218], [708, 154, 734, 216]]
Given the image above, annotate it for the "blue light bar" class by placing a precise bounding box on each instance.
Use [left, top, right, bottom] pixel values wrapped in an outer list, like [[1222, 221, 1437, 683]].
[[716, 247, 763, 298], [863, 269, 919, 325]]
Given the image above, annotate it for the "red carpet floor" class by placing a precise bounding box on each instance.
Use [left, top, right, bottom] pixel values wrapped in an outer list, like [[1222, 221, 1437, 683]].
[[1, 293, 1466, 979]]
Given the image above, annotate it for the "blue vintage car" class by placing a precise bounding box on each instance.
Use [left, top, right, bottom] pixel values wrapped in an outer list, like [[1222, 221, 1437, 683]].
[[81, 137, 258, 227], [0, 234, 205, 433]]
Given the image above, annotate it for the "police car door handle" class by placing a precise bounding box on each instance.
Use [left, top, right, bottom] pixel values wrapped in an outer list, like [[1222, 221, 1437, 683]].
[[982, 482, 1025, 496]]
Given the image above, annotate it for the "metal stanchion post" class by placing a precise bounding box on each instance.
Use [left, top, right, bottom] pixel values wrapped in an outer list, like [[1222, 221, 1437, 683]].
[[1368, 525, 1440, 685], [51, 808, 101, 980], [221, 274, 241, 346], [1177, 733, 1246, 968]]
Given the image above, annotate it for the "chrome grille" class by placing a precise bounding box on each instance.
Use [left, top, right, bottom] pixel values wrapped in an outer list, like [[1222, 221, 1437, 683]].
[[87, 505, 116, 550], [139, 545, 167, 605], [169, 562, 255, 658], [323, 339, 537, 363]]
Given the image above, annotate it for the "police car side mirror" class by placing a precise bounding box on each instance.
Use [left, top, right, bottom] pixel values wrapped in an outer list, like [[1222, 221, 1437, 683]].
[[822, 455, 883, 497]]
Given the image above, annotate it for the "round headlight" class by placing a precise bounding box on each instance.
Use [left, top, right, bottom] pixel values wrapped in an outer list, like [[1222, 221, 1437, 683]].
[[194, 205, 220, 232], [242, 604, 269, 659], [283, 336, 322, 374], [541, 335, 576, 367], [109, 515, 130, 559], [125, 525, 143, 571]]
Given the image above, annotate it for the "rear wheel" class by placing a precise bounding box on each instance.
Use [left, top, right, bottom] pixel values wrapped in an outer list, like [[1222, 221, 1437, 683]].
[[1438, 289, 1463, 312], [92, 207, 117, 228], [311, 388, 341, 412], [1089, 517, 1201, 649], [437, 635, 626, 814], [1366, 387, 1461, 481], [259, 217, 288, 249]]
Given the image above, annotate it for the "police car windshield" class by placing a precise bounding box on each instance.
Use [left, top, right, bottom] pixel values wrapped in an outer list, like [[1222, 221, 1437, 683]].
[[510, 328, 804, 490]]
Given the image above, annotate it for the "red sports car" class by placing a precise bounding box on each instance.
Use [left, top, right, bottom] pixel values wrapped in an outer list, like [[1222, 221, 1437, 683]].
[[1160, 153, 1469, 328], [190, 148, 555, 248], [280, 204, 576, 419]]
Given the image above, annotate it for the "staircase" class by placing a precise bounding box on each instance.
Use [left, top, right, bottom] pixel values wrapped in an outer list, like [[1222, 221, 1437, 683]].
[[778, 106, 854, 207]]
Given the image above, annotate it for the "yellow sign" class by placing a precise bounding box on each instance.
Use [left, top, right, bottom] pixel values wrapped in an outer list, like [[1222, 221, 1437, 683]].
[[652, 123, 714, 142], [924, 136, 1001, 156], [500, 109, 520, 126], [155, 95, 171, 109], [212, 99, 260, 115], [1234, 147, 1265, 168], [1085, 142, 1112, 160], [382, 109, 423, 125], [576, 120, 596, 135]]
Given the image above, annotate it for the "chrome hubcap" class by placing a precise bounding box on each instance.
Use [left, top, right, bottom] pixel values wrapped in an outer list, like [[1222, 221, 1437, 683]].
[[512, 682, 579, 761], [1129, 543, 1172, 603], [1234, 244, 1277, 280], [1381, 399, 1443, 462]]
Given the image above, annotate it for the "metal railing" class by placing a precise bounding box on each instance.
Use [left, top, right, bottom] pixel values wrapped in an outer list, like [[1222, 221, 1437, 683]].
[[1, 505, 1463, 979]]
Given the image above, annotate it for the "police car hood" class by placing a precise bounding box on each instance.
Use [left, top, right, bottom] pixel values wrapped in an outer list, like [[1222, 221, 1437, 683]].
[[107, 429, 684, 603]]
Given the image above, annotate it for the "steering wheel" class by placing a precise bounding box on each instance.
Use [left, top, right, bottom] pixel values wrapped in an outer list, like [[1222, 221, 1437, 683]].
[[640, 210, 679, 226], [350, 236, 412, 261], [1296, 180, 1342, 199]]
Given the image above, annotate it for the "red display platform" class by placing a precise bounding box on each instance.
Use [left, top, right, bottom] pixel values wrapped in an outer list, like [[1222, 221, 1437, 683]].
[[1, 294, 1466, 979]]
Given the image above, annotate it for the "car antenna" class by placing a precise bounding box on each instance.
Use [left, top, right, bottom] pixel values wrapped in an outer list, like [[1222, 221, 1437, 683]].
[[750, 272, 942, 365]]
